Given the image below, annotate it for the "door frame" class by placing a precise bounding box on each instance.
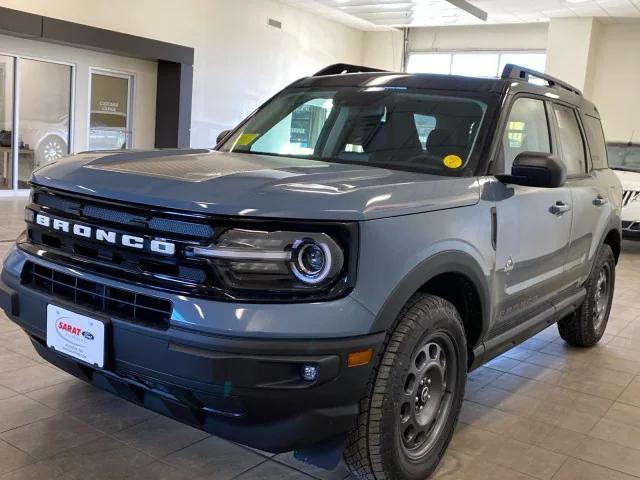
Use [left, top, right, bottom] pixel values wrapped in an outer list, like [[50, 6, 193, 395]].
[[0, 52, 75, 196], [87, 67, 135, 151]]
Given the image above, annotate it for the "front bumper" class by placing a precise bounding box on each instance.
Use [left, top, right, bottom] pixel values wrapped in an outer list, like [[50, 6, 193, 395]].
[[0, 253, 384, 453]]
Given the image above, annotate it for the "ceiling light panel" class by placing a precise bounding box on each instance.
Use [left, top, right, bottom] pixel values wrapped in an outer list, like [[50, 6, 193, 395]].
[[291, 0, 640, 29]]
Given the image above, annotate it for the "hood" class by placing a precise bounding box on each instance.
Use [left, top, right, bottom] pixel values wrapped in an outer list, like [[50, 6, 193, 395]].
[[31, 149, 480, 221], [613, 169, 640, 191]]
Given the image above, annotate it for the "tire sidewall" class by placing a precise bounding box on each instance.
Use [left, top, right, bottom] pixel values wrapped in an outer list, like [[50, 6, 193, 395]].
[[585, 245, 616, 339], [378, 302, 467, 479]]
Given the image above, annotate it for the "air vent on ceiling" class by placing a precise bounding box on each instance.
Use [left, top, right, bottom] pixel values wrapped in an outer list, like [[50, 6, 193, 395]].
[[268, 18, 282, 29]]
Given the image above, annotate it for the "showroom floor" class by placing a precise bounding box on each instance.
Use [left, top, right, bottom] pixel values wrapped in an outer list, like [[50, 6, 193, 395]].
[[1, 197, 640, 480]]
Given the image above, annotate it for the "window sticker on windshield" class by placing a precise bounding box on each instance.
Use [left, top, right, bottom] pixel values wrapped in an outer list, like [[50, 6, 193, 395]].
[[236, 133, 259, 146], [443, 155, 463, 169]]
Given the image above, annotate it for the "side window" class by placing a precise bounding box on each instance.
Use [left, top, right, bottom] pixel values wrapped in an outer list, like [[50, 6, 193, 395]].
[[552, 104, 587, 175], [502, 98, 551, 174], [583, 115, 608, 170]]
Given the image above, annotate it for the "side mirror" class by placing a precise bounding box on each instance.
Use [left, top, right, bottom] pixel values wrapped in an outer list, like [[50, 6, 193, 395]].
[[498, 152, 567, 188], [216, 129, 232, 145]]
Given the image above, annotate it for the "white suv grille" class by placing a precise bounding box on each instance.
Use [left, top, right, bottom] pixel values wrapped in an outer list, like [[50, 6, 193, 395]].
[[623, 190, 640, 207]]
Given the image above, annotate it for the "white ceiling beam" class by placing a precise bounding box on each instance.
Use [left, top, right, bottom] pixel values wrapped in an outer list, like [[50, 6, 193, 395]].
[[445, 0, 488, 21]]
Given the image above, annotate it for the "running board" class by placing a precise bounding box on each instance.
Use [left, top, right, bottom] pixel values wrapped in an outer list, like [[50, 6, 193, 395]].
[[471, 288, 586, 369]]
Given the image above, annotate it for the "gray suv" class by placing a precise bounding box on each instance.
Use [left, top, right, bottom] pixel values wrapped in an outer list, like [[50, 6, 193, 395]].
[[0, 64, 622, 479]]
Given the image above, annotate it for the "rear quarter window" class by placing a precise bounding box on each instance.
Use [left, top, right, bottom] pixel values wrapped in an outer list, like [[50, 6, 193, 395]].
[[583, 115, 608, 170]]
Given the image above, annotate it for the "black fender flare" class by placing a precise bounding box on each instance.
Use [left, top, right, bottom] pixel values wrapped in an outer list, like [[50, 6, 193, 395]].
[[369, 250, 492, 345]]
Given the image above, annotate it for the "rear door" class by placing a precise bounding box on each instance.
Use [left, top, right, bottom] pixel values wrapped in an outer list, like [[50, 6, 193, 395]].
[[490, 96, 573, 337], [554, 106, 615, 287]]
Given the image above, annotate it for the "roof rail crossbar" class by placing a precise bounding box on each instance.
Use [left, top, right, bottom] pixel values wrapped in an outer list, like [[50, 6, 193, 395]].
[[501, 63, 583, 96], [313, 63, 389, 77]]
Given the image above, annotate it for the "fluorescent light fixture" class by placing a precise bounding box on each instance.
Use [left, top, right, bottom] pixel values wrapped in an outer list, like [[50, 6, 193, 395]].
[[445, 0, 488, 21]]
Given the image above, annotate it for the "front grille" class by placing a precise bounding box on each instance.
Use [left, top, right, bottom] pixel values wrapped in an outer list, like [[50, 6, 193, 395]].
[[623, 190, 640, 207], [622, 221, 640, 232], [25, 186, 215, 293], [22, 262, 172, 329], [34, 190, 214, 239]]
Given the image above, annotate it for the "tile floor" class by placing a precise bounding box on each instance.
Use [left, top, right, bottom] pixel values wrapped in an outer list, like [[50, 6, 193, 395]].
[[1, 197, 640, 479]]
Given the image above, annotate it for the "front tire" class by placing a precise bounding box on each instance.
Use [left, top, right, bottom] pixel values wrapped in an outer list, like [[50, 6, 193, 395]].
[[344, 294, 467, 480], [558, 244, 615, 347]]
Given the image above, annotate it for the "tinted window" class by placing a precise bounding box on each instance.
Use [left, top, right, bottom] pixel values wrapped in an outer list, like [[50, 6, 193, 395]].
[[502, 98, 550, 174], [221, 88, 488, 175], [553, 104, 586, 175], [583, 115, 608, 169], [608, 144, 640, 173]]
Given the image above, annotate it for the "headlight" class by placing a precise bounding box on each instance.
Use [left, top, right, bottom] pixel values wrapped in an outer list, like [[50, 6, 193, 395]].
[[186, 226, 353, 299]]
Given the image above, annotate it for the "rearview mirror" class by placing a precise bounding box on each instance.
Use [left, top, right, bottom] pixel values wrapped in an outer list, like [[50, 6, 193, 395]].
[[498, 152, 566, 188], [216, 129, 232, 145]]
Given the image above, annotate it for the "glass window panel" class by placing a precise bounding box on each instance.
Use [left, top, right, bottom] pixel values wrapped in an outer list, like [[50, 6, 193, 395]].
[[250, 97, 333, 155], [451, 53, 499, 78], [414, 113, 437, 149], [0, 55, 14, 190], [407, 53, 451, 74], [553, 104, 587, 175], [499, 53, 547, 75], [607, 144, 640, 172], [583, 115, 608, 170], [18, 59, 71, 189], [89, 73, 131, 151], [502, 98, 551, 174]]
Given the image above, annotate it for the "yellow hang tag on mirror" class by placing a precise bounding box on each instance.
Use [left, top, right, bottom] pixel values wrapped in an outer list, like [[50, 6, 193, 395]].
[[443, 155, 463, 169]]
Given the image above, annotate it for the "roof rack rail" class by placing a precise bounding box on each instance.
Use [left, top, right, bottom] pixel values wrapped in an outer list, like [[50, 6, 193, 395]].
[[313, 63, 389, 76], [501, 63, 582, 96]]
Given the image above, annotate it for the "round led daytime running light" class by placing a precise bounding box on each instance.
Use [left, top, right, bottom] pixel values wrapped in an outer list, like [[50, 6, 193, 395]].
[[291, 240, 333, 285]]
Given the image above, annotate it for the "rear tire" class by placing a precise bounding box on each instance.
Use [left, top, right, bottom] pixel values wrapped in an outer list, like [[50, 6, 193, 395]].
[[344, 293, 467, 480], [558, 244, 615, 347]]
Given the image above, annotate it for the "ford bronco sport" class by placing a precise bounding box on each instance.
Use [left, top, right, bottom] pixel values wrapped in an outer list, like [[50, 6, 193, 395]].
[[0, 64, 622, 479]]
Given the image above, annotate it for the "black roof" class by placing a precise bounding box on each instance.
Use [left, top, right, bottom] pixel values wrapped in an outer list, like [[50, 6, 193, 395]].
[[290, 63, 599, 117], [293, 71, 508, 94]]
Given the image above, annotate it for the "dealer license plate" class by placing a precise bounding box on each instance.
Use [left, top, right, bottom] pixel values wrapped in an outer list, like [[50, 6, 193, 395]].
[[47, 305, 105, 368]]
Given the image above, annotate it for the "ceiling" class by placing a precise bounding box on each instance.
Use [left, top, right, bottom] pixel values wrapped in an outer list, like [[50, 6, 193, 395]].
[[283, 0, 640, 29]]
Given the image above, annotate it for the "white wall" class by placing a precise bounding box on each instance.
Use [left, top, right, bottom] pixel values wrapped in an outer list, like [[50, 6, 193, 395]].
[[408, 23, 548, 52], [545, 18, 600, 93], [588, 23, 640, 143], [363, 30, 404, 71], [0, 0, 365, 148], [0, 33, 157, 152]]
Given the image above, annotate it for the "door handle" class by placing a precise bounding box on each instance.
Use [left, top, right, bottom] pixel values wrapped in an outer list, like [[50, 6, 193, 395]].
[[593, 195, 608, 207], [550, 201, 571, 215]]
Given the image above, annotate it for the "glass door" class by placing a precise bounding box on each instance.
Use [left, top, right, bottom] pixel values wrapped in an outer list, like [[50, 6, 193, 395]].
[[88, 71, 131, 151], [0, 55, 14, 191], [18, 58, 72, 189]]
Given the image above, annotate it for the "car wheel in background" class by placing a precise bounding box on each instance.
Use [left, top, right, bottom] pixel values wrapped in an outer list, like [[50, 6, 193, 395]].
[[37, 135, 67, 163]]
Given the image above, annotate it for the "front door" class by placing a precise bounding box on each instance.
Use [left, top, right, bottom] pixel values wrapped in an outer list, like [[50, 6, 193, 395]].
[[490, 96, 573, 337]]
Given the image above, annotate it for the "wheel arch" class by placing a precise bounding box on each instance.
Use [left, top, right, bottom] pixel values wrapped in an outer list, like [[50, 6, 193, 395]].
[[603, 228, 621, 264], [370, 251, 490, 365]]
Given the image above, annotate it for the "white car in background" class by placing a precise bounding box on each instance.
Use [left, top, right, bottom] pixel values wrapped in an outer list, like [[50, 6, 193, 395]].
[[608, 142, 640, 239]]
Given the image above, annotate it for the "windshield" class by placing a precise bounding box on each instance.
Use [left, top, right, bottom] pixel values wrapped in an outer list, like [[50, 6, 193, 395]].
[[220, 87, 489, 175], [608, 144, 640, 172]]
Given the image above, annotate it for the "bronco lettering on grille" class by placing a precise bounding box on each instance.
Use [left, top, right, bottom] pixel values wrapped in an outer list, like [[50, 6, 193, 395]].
[[34, 213, 176, 256]]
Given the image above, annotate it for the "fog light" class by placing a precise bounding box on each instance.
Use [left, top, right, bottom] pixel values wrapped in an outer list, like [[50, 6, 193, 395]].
[[301, 364, 319, 382]]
